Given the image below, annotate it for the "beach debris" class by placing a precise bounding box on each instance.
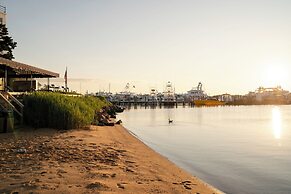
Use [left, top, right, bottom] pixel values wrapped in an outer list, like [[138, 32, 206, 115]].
[[110, 114, 117, 119], [116, 120, 122, 124], [16, 148, 27, 154]]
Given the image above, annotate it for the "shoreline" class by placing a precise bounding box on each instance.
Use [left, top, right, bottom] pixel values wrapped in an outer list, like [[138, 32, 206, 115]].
[[122, 125, 224, 194], [0, 125, 223, 193]]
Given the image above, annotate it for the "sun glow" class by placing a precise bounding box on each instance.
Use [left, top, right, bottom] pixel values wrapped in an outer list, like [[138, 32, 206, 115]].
[[272, 107, 282, 139], [262, 65, 288, 87]]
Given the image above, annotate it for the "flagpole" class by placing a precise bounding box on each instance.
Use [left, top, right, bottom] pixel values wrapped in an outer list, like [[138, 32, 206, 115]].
[[64, 67, 68, 92]]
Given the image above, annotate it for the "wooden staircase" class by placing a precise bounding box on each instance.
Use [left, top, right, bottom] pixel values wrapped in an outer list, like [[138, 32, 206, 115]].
[[0, 91, 24, 125]]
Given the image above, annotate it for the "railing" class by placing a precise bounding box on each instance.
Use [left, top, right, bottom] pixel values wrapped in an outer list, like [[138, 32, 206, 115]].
[[0, 91, 24, 124], [0, 5, 6, 14], [7, 92, 24, 110]]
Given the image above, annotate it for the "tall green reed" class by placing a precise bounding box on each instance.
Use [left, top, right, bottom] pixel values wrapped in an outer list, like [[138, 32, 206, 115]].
[[23, 92, 110, 130]]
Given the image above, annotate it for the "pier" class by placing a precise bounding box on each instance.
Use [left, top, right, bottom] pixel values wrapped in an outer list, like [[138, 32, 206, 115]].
[[112, 99, 195, 108]]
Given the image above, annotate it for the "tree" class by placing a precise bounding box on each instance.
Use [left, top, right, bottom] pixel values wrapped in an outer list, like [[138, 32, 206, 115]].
[[0, 23, 17, 60]]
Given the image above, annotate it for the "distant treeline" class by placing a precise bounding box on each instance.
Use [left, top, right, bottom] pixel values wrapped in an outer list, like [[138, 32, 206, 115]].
[[23, 92, 110, 129]]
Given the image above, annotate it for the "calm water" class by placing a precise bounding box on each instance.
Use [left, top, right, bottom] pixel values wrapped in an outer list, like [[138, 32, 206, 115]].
[[117, 105, 291, 194]]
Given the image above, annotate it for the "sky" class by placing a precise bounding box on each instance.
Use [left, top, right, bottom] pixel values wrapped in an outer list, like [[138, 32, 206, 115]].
[[1, 0, 291, 95]]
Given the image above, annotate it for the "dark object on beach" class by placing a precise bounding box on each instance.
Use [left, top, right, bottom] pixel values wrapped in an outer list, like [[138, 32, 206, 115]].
[[116, 120, 122, 125], [115, 105, 125, 113], [168, 119, 173, 124], [107, 122, 114, 126], [95, 111, 114, 126], [16, 148, 27, 154], [0, 110, 14, 133], [93, 104, 125, 127]]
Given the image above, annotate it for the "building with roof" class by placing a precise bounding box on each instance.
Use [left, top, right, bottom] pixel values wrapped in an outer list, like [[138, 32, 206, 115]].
[[0, 5, 60, 130], [0, 5, 59, 92], [0, 5, 6, 24], [0, 56, 59, 91]]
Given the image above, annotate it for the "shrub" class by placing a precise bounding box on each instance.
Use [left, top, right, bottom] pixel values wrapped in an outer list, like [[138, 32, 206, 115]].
[[23, 92, 110, 130]]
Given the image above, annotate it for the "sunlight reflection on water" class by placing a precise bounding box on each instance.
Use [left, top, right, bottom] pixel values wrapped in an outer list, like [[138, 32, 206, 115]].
[[272, 106, 282, 139]]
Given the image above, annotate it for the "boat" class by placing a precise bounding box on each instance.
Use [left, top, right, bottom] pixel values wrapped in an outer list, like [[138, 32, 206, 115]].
[[148, 87, 158, 102], [163, 81, 175, 102], [187, 82, 207, 100], [194, 99, 225, 106], [188, 82, 225, 106]]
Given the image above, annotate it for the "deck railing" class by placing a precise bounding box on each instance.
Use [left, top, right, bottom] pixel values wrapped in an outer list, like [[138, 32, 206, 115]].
[[0, 91, 24, 124]]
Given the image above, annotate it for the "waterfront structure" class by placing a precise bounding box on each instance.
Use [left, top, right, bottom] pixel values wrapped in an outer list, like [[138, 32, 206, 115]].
[[187, 82, 208, 100], [0, 57, 59, 91], [213, 93, 233, 103], [109, 83, 136, 103], [95, 81, 291, 106], [0, 57, 59, 126], [187, 82, 226, 106], [163, 81, 175, 102], [0, 5, 6, 24], [148, 88, 158, 103], [253, 86, 289, 104]]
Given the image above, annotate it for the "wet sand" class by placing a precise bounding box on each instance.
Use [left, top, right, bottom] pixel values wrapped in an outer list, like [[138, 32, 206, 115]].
[[0, 125, 222, 193]]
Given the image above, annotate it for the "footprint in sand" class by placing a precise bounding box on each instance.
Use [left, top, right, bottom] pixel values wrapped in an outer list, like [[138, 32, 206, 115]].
[[117, 183, 126, 189], [184, 185, 192, 190], [125, 160, 135, 164], [124, 167, 135, 173], [173, 180, 195, 190]]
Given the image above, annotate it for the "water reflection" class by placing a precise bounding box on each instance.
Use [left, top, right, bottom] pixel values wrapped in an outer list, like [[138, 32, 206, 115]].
[[272, 107, 282, 139], [119, 106, 291, 194]]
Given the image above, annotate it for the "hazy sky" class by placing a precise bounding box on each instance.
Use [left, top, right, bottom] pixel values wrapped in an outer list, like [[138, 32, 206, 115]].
[[2, 0, 291, 94]]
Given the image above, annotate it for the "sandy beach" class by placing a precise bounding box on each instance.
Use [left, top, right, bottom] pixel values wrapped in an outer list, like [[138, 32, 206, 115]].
[[0, 125, 222, 194]]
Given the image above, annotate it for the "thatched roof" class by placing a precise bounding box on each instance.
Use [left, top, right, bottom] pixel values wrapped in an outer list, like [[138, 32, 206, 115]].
[[0, 57, 59, 78]]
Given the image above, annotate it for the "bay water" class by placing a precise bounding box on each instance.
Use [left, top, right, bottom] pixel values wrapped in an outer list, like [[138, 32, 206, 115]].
[[117, 105, 291, 194]]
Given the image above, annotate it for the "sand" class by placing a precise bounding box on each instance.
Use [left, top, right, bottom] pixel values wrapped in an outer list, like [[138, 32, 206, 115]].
[[0, 125, 223, 194]]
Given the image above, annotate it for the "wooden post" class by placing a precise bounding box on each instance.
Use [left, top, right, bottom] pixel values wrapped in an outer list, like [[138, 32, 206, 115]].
[[4, 67, 7, 91], [47, 78, 50, 91], [30, 72, 33, 91]]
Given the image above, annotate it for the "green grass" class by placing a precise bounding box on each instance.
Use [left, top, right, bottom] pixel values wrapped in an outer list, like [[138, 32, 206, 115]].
[[23, 92, 110, 129]]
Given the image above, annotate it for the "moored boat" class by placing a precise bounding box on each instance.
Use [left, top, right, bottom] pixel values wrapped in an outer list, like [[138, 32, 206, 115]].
[[194, 99, 225, 106], [188, 82, 225, 106]]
